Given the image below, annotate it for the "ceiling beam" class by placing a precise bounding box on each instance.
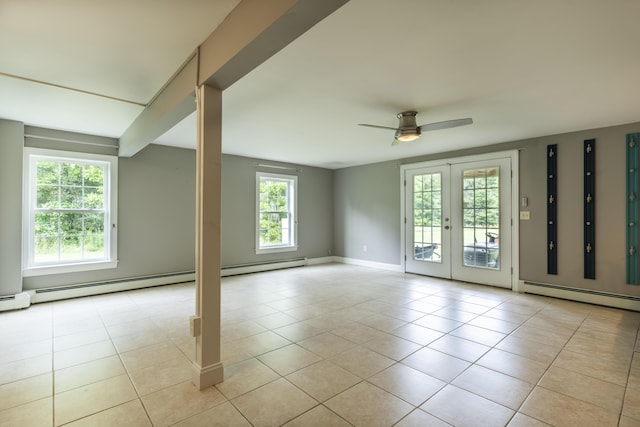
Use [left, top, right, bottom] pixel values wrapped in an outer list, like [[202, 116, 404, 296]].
[[119, 0, 349, 157]]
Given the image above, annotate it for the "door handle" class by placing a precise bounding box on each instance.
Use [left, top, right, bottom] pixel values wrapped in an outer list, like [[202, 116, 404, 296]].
[[444, 225, 450, 230]]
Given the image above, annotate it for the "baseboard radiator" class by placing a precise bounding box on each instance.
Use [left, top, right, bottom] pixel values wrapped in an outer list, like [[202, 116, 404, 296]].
[[0, 271, 196, 312], [221, 257, 308, 277], [523, 281, 640, 312]]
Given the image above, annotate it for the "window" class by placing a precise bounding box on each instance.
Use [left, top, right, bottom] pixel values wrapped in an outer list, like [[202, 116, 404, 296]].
[[256, 172, 297, 253], [23, 148, 118, 276]]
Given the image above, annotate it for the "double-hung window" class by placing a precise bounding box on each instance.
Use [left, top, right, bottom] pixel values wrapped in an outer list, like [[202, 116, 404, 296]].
[[256, 172, 297, 253], [23, 148, 118, 276]]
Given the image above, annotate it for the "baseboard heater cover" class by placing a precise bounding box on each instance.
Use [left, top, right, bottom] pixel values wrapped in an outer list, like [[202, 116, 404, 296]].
[[523, 280, 640, 312], [30, 271, 196, 304], [221, 257, 308, 277]]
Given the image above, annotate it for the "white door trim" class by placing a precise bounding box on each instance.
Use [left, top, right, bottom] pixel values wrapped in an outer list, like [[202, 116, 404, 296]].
[[400, 150, 520, 291]]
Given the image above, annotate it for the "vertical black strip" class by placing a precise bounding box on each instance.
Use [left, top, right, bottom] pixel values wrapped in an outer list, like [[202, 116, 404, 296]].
[[584, 139, 596, 279], [547, 144, 558, 274], [627, 133, 639, 284]]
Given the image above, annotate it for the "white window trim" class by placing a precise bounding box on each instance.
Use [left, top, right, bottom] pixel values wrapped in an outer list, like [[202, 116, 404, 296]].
[[256, 172, 298, 254], [22, 148, 118, 277]]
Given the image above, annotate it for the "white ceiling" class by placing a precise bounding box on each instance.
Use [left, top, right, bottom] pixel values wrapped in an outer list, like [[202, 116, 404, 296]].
[[2, 0, 640, 169]]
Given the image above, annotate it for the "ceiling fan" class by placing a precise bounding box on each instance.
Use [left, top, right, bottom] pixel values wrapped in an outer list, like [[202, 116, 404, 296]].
[[359, 111, 473, 145]]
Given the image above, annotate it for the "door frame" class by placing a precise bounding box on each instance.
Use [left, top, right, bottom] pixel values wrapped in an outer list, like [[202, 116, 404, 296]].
[[400, 150, 520, 291]]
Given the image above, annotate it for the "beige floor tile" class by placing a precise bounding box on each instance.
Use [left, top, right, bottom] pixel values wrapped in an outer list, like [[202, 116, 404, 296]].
[[54, 374, 137, 425], [142, 381, 227, 427], [0, 396, 52, 427], [283, 405, 351, 427], [421, 384, 514, 427], [254, 312, 299, 329], [298, 332, 355, 358], [432, 307, 478, 323], [325, 381, 413, 427], [404, 300, 442, 314], [0, 339, 52, 365], [215, 358, 279, 400], [395, 408, 451, 426], [507, 412, 552, 426], [111, 330, 168, 353], [0, 354, 51, 386], [477, 348, 548, 384], [272, 322, 324, 342], [238, 331, 292, 356], [362, 333, 421, 361], [510, 325, 572, 348], [623, 387, 640, 420], [452, 365, 534, 410], [220, 340, 253, 366], [232, 378, 317, 427], [391, 323, 443, 345], [53, 340, 116, 370], [172, 401, 251, 427], [428, 335, 490, 362], [468, 315, 520, 334], [539, 366, 624, 412], [357, 313, 407, 332], [553, 349, 630, 386], [286, 360, 361, 402], [0, 373, 51, 411], [54, 316, 104, 337], [620, 415, 640, 427], [64, 399, 151, 427], [401, 347, 470, 382], [128, 353, 192, 396], [520, 386, 618, 427], [495, 335, 562, 364], [53, 327, 109, 352], [483, 307, 533, 324], [257, 344, 322, 376], [54, 355, 125, 394], [449, 324, 506, 346], [368, 363, 445, 406], [412, 314, 463, 333], [331, 322, 388, 344], [329, 345, 395, 379], [222, 320, 268, 341], [119, 341, 185, 372]]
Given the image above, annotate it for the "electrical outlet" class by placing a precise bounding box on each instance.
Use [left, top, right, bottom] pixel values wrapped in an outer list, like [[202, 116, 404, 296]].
[[363, 245, 367, 252], [520, 211, 530, 220]]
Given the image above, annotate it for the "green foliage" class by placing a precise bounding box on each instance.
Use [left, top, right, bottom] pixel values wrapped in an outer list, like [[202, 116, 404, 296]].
[[33, 159, 106, 261], [259, 179, 291, 246]]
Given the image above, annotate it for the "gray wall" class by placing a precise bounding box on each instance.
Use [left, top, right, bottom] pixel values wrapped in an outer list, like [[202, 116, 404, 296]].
[[24, 144, 198, 290], [334, 121, 640, 297], [0, 119, 24, 296], [221, 154, 333, 266], [334, 161, 400, 264]]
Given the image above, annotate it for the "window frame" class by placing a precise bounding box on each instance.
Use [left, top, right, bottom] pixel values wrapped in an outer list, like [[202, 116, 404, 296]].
[[255, 172, 298, 254], [22, 147, 118, 276]]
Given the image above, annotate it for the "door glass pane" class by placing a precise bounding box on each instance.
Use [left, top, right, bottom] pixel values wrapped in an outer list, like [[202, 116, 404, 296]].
[[413, 173, 441, 263], [462, 167, 500, 269]]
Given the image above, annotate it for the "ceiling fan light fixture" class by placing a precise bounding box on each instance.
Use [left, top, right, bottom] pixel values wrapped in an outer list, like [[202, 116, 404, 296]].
[[395, 129, 421, 142]]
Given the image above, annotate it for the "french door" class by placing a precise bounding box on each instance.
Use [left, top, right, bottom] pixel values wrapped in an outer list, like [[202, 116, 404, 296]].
[[404, 154, 514, 288]]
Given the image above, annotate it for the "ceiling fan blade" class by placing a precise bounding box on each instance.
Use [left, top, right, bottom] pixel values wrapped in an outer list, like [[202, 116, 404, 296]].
[[419, 118, 473, 132], [358, 123, 398, 131]]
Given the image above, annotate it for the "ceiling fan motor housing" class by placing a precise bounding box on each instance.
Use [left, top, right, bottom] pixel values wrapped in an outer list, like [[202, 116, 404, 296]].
[[396, 110, 421, 140]]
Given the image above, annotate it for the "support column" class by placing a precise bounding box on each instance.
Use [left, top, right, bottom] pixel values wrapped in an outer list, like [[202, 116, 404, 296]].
[[190, 84, 224, 389]]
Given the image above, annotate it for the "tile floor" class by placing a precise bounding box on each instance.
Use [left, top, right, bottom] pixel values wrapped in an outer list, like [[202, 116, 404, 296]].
[[1, 263, 640, 426]]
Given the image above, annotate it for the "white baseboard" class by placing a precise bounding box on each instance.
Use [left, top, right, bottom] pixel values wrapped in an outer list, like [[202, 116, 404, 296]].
[[523, 280, 640, 312], [332, 256, 403, 272]]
